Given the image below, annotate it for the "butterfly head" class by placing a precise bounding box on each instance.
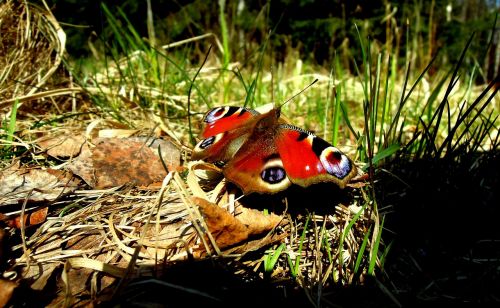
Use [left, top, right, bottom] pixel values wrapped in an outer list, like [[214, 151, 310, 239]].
[[255, 108, 281, 133]]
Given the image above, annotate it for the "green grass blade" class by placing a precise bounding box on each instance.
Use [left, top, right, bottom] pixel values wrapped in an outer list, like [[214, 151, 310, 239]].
[[388, 54, 437, 144], [322, 232, 333, 264], [379, 241, 393, 270], [6, 99, 19, 150], [371, 143, 401, 167], [427, 33, 475, 156], [331, 53, 343, 145], [188, 46, 213, 145], [378, 55, 392, 149], [264, 243, 286, 273], [243, 32, 270, 108], [339, 203, 367, 276], [371, 53, 382, 149], [218, 0, 230, 69], [289, 215, 310, 278], [354, 225, 372, 274], [441, 79, 498, 155], [368, 215, 385, 276]]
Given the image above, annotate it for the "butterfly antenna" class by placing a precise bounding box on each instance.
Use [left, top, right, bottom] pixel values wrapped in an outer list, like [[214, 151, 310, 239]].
[[271, 64, 274, 104], [188, 45, 212, 145], [278, 78, 319, 109]]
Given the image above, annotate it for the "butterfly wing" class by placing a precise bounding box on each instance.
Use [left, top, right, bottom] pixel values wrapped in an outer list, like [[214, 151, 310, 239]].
[[192, 106, 259, 163], [223, 134, 292, 194], [193, 106, 356, 194], [200, 106, 259, 138], [275, 124, 357, 188]]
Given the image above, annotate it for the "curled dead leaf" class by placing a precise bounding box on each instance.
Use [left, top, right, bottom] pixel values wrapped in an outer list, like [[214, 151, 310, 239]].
[[192, 197, 283, 249]]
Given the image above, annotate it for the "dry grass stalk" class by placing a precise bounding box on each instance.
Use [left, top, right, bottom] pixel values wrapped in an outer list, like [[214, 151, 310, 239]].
[[9, 155, 377, 300], [0, 0, 65, 109]]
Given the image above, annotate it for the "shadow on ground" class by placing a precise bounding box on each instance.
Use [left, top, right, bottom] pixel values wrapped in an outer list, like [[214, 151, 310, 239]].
[[379, 150, 500, 306]]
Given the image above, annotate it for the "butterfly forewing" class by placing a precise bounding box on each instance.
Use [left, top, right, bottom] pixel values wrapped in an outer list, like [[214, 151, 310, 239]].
[[192, 107, 259, 163], [201, 106, 259, 138]]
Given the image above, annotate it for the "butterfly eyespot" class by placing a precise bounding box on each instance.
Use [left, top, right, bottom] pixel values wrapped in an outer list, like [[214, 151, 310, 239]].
[[204, 107, 227, 123], [320, 147, 351, 178], [199, 136, 215, 149], [261, 167, 287, 184]]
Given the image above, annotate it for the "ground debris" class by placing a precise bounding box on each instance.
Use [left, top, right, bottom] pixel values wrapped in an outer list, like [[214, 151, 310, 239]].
[[0, 163, 80, 207]]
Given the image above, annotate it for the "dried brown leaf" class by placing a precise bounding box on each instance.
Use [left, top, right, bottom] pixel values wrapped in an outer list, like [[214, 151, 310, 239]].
[[66, 137, 181, 189], [65, 232, 102, 251], [192, 197, 282, 249], [38, 134, 86, 158], [0, 164, 80, 206], [65, 142, 95, 187]]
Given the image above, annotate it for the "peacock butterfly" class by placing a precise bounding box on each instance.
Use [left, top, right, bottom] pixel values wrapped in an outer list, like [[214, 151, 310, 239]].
[[191, 105, 357, 195]]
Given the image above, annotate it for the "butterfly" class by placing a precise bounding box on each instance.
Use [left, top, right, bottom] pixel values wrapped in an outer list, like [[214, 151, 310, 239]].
[[191, 105, 357, 195]]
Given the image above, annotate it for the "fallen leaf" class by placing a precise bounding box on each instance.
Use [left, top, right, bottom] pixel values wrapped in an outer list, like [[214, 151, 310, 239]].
[[0, 279, 16, 307], [67, 137, 181, 189], [0, 164, 81, 206], [65, 232, 102, 251], [192, 197, 282, 249], [129, 136, 182, 172], [64, 142, 96, 187], [65, 266, 93, 297], [38, 134, 86, 159], [7, 207, 48, 229], [193, 197, 250, 248], [92, 138, 167, 189]]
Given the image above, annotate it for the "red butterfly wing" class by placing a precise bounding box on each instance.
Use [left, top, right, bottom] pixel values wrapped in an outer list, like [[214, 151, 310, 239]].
[[192, 107, 259, 163], [201, 106, 258, 138], [223, 136, 292, 194], [275, 124, 357, 188]]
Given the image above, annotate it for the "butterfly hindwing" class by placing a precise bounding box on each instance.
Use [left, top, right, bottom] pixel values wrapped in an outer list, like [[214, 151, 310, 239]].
[[275, 124, 356, 188], [223, 135, 292, 194]]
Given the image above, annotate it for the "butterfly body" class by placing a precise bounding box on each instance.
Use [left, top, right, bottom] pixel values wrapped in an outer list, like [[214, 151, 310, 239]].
[[192, 106, 357, 195]]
